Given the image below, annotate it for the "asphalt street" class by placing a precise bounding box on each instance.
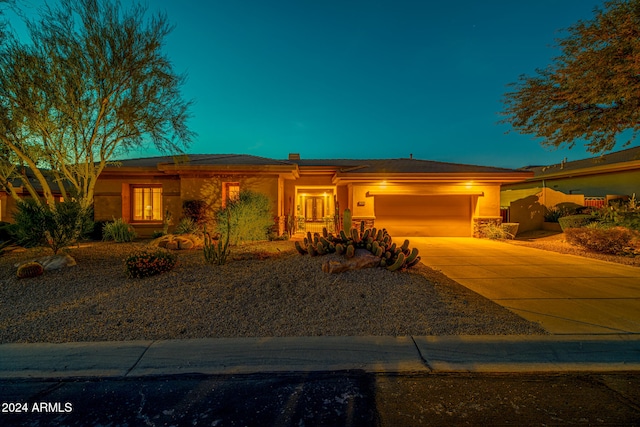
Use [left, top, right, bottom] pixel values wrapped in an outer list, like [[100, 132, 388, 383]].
[[2, 371, 640, 426]]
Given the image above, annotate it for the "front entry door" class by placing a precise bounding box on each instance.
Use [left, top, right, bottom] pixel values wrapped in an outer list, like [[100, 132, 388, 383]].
[[305, 196, 325, 221]]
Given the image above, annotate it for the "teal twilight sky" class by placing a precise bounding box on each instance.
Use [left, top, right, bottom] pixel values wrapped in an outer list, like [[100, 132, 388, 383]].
[[11, 0, 619, 168]]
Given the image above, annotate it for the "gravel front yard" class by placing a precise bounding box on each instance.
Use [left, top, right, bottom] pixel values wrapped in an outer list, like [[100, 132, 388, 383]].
[[0, 240, 547, 343]]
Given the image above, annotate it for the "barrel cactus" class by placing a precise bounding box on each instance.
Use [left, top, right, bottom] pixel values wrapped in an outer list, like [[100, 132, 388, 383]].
[[17, 262, 44, 279]]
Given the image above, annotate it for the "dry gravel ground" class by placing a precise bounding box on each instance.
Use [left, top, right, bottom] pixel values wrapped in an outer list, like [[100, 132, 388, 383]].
[[0, 240, 546, 343]]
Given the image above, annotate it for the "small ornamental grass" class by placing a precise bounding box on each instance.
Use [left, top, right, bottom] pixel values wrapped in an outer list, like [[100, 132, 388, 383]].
[[124, 247, 178, 278], [103, 218, 137, 242]]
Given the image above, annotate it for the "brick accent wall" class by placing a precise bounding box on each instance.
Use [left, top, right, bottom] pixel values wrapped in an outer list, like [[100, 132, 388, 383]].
[[352, 217, 375, 230]]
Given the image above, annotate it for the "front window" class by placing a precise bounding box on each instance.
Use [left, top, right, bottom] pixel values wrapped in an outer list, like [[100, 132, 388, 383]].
[[223, 182, 240, 207], [132, 185, 162, 221]]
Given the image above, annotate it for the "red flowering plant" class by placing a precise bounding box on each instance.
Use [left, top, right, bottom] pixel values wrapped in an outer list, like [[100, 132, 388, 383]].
[[124, 247, 178, 278]]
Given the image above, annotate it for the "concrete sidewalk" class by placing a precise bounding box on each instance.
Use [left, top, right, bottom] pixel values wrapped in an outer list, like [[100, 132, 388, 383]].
[[2, 335, 640, 379], [413, 237, 640, 334]]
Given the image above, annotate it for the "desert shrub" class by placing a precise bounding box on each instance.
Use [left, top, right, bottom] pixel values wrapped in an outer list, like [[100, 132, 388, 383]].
[[102, 218, 137, 242], [616, 211, 640, 231], [558, 214, 594, 231], [592, 194, 640, 231], [174, 217, 199, 234], [13, 199, 90, 254], [544, 206, 574, 223], [216, 190, 273, 245], [482, 223, 509, 240], [182, 200, 209, 225], [124, 246, 177, 278], [565, 226, 636, 255]]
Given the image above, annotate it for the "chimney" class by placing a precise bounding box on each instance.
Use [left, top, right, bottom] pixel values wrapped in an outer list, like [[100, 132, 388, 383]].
[[288, 153, 300, 160]]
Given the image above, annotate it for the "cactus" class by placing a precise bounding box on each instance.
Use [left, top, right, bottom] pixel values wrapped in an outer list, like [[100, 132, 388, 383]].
[[294, 241, 307, 255], [308, 245, 318, 257], [203, 224, 231, 266], [406, 255, 421, 268], [345, 244, 355, 258], [360, 221, 365, 233], [16, 262, 44, 279], [292, 225, 420, 271], [351, 228, 361, 244], [405, 247, 419, 264], [343, 208, 352, 231], [387, 252, 406, 271]]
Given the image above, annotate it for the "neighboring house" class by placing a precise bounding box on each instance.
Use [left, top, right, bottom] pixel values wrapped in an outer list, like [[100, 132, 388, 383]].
[[502, 146, 640, 233], [0, 168, 64, 223], [93, 153, 532, 238]]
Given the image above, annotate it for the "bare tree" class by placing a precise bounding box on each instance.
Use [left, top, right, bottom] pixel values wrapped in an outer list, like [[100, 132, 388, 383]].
[[0, 0, 194, 209]]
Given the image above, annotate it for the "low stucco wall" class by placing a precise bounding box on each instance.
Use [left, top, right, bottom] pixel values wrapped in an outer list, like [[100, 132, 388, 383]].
[[504, 188, 585, 234]]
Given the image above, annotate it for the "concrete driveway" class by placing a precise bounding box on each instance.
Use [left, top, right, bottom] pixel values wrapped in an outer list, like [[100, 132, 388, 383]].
[[410, 237, 640, 334]]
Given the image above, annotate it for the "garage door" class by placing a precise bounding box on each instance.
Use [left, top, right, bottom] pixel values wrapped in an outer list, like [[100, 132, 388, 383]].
[[374, 195, 472, 237]]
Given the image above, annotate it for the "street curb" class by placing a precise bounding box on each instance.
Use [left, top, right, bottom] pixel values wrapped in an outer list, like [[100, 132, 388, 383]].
[[1, 335, 640, 379]]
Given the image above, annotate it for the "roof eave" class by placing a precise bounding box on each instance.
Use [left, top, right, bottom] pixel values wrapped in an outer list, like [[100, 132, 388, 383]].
[[529, 161, 640, 181], [333, 171, 533, 184]]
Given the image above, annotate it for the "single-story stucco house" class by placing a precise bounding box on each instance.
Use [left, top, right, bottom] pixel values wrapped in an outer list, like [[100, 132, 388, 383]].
[[0, 168, 64, 224], [91, 153, 533, 238], [501, 146, 640, 233]]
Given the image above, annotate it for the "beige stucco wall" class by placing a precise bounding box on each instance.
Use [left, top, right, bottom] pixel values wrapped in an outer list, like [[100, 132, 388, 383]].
[[503, 187, 585, 233], [94, 173, 280, 237], [93, 175, 181, 223], [504, 169, 640, 197], [180, 174, 279, 214]]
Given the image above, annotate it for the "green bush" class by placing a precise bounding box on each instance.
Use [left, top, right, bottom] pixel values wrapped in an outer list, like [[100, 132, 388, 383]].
[[565, 226, 637, 255], [558, 214, 594, 231], [216, 190, 273, 245], [174, 217, 199, 235], [615, 211, 640, 232], [124, 246, 177, 278], [544, 206, 574, 223], [103, 218, 137, 242], [13, 199, 90, 254], [592, 194, 640, 231]]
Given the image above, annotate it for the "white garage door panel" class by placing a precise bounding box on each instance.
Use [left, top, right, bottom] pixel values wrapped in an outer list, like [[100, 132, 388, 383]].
[[374, 195, 471, 237]]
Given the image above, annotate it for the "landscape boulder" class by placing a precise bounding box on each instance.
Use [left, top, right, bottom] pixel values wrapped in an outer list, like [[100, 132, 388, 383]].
[[15, 254, 77, 271], [322, 250, 380, 274]]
